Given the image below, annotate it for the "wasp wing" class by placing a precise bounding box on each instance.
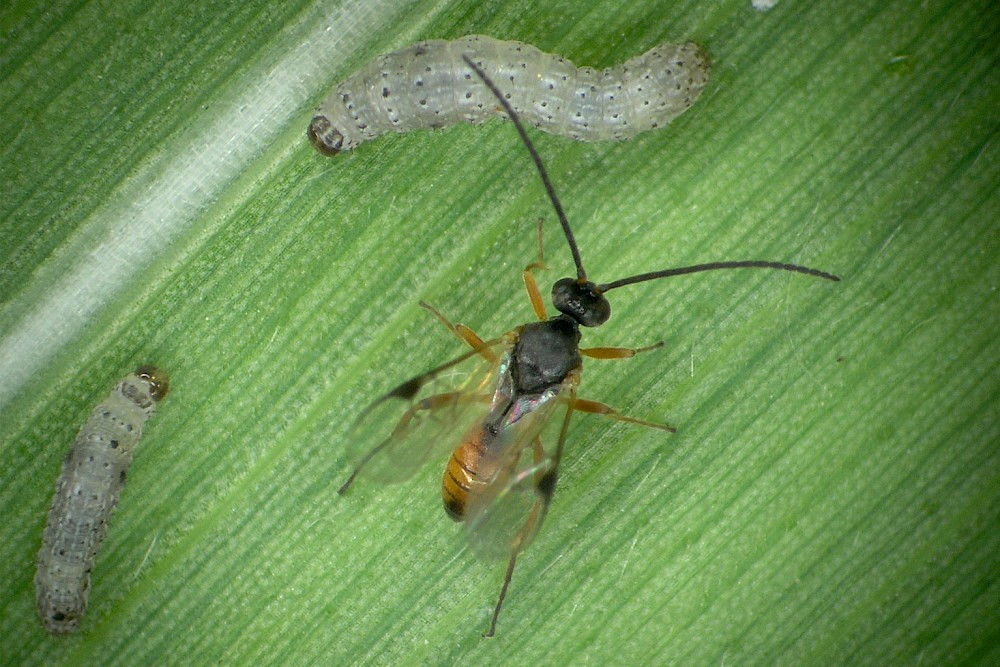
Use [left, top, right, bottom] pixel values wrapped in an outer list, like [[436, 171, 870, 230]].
[[342, 336, 513, 487], [463, 376, 578, 560]]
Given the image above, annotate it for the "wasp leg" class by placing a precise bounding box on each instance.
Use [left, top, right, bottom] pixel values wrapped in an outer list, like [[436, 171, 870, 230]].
[[487, 552, 519, 638], [571, 397, 676, 433], [338, 391, 490, 495], [486, 462, 549, 638], [486, 388, 576, 637], [580, 340, 664, 359], [522, 217, 548, 321], [418, 300, 498, 364]]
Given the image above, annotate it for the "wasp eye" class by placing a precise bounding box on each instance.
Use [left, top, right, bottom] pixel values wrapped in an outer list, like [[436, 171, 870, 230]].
[[551, 278, 611, 327]]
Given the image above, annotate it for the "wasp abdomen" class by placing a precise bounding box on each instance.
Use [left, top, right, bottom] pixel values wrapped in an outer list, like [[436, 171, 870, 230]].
[[442, 429, 497, 521]]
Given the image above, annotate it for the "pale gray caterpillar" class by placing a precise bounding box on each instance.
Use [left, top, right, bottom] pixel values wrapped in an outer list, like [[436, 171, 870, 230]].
[[309, 34, 710, 155], [35, 366, 169, 634]]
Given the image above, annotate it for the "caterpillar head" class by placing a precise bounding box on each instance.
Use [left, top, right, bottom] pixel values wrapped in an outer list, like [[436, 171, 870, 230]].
[[308, 115, 345, 156], [135, 365, 170, 402]]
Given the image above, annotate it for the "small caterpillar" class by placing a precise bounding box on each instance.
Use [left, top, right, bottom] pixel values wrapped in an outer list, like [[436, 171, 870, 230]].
[[35, 366, 169, 634], [309, 35, 710, 155]]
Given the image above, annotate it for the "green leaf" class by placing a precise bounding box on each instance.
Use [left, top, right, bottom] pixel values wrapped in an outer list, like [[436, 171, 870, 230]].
[[2, 0, 997, 663]]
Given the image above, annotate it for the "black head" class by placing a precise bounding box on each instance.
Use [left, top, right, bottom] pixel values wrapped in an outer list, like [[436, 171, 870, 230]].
[[552, 277, 610, 327]]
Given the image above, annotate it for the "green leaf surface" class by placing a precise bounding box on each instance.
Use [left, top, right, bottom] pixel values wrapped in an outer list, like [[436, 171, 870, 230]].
[[1, 0, 997, 664]]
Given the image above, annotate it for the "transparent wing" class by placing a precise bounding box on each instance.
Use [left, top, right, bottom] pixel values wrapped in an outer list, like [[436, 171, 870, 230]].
[[464, 377, 578, 560], [342, 336, 513, 488]]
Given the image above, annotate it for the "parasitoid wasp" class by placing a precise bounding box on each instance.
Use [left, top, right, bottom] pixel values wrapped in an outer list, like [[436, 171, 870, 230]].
[[337, 54, 839, 637]]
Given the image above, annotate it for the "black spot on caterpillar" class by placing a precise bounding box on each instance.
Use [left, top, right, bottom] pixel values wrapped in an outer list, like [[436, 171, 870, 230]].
[[308, 35, 711, 155], [35, 366, 169, 634]]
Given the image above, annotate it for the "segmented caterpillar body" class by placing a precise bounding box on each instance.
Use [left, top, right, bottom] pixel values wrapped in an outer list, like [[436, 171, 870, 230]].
[[35, 366, 169, 634], [309, 35, 710, 155]]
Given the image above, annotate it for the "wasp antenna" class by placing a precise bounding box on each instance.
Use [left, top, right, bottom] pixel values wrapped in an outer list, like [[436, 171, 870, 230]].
[[462, 54, 587, 281], [597, 260, 840, 292]]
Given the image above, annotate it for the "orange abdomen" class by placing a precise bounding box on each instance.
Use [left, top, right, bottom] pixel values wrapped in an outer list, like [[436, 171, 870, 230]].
[[442, 426, 497, 521]]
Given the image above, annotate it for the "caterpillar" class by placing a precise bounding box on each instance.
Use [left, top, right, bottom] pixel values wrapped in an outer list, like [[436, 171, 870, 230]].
[[35, 366, 169, 634], [309, 35, 710, 155]]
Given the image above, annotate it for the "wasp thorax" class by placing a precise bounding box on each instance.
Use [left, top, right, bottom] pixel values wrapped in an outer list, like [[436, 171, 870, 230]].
[[552, 277, 611, 327]]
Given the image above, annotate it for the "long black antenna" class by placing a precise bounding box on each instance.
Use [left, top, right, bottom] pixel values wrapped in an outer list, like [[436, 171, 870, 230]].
[[462, 54, 587, 281], [599, 260, 840, 292]]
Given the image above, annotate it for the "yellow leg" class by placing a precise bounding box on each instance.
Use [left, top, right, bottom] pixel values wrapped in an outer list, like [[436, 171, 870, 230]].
[[419, 300, 497, 363], [486, 434, 552, 638], [522, 218, 548, 321], [580, 341, 664, 359], [571, 397, 675, 432]]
